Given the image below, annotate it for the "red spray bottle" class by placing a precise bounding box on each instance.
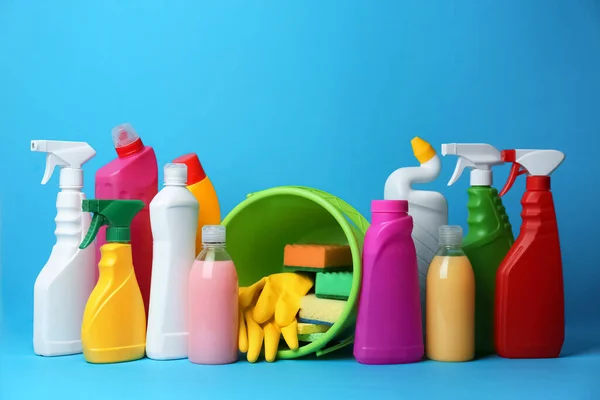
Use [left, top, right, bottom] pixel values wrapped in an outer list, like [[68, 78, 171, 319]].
[[495, 149, 566, 358]]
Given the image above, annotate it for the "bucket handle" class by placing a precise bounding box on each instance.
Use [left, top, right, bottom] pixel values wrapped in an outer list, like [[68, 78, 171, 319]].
[[286, 186, 370, 234], [316, 335, 355, 357]]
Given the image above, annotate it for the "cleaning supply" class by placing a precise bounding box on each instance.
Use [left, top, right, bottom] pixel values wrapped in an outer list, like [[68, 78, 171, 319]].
[[146, 164, 199, 360], [283, 244, 352, 272], [299, 294, 346, 326], [30, 140, 97, 357], [299, 333, 327, 343], [297, 322, 330, 335], [79, 199, 147, 364], [173, 153, 221, 255], [441, 143, 514, 355], [495, 149, 566, 359], [221, 185, 369, 359], [384, 137, 448, 329], [315, 271, 353, 300], [238, 273, 314, 362], [354, 200, 423, 365], [189, 225, 239, 365], [426, 225, 475, 362], [95, 123, 158, 317]]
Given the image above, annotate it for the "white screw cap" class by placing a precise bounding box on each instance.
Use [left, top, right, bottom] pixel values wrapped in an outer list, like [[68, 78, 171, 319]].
[[202, 225, 226, 244], [112, 123, 140, 148], [164, 163, 187, 185], [438, 225, 463, 247]]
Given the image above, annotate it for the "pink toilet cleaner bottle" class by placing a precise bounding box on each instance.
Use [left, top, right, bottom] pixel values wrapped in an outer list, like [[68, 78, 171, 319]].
[[354, 200, 424, 364], [94, 123, 158, 317]]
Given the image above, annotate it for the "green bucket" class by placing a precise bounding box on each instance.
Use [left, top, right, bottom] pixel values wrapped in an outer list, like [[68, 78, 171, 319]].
[[222, 186, 369, 359]]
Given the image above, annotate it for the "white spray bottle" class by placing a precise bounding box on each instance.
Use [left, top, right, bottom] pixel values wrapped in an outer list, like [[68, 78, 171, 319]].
[[384, 137, 448, 325], [31, 140, 97, 356]]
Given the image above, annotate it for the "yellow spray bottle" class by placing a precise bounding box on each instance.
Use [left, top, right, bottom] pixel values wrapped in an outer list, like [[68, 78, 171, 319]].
[[79, 199, 147, 363]]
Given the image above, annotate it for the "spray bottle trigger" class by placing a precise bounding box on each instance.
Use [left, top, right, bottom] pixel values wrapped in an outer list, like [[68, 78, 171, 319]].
[[80, 213, 106, 249], [499, 163, 528, 197], [448, 156, 475, 186], [41, 153, 68, 185]]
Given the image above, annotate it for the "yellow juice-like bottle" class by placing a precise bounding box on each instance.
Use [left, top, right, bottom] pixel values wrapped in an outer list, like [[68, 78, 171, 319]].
[[173, 153, 221, 255], [426, 225, 475, 362], [79, 199, 147, 364]]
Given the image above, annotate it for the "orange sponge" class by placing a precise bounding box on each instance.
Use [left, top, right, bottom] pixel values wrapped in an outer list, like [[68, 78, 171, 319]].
[[283, 244, 352, 272]]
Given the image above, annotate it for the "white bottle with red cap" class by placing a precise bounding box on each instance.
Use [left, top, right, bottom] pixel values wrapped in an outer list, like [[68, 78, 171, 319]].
[[146, 163, 199, 360], [31, 140, 97, 356]]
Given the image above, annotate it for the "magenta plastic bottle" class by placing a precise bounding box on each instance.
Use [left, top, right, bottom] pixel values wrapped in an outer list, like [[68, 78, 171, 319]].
[[94, 123, 158, 317], [354, 200, 424, 364]]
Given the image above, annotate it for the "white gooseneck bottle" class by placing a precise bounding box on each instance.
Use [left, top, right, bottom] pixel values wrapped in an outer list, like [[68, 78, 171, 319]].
[[384, 137, 448, 328], [31, 140, 97, 356], [146, 163, 199, 360]]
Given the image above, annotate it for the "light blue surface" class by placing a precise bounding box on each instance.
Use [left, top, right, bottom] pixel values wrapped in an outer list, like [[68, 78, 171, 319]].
[[1, 1, 599, 398]]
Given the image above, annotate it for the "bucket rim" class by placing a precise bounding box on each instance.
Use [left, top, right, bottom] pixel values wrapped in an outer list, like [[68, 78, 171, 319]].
[[222, 185, 366, 359]]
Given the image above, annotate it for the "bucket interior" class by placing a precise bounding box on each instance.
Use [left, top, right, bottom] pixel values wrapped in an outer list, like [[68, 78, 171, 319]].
[[226, 194, 352, 287]]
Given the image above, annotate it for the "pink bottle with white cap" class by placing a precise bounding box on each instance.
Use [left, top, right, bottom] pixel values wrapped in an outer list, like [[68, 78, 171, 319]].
[[95, 123, 158, 317]]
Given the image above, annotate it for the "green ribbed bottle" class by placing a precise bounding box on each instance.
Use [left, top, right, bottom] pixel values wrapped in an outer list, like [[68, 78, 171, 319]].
[[463, 186, 514, 355]]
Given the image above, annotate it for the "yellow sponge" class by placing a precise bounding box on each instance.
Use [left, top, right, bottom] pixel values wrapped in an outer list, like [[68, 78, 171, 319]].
[[298, 294, 346, 326], [297, 322, 330, 335]]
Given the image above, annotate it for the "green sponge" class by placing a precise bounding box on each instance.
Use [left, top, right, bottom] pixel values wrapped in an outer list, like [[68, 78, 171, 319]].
[[315, 271, 353, 300]]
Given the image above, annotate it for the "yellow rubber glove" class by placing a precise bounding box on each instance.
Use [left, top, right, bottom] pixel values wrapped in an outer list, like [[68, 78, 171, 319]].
[[239, 273, 313, 363], [238, 278, 266, 356]]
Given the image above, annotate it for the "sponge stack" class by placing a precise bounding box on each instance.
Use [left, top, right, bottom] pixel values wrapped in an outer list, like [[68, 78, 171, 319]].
[[298, 294, 346, 326], [283, 244, 352, 272], [315, 271, 353, 300]]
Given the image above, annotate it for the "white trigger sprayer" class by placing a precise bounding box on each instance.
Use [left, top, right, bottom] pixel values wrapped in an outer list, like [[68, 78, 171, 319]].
[[441, 143, 504, 187], [31, 140, 98, 357], [31, 140, 96, 187]]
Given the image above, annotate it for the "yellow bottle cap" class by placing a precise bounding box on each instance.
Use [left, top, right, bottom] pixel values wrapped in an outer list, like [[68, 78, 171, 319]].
[[411, 136, 436, 164]]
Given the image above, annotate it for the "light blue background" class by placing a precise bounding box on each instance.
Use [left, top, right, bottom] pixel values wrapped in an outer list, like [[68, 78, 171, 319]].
[[1, 1, 599, 399]]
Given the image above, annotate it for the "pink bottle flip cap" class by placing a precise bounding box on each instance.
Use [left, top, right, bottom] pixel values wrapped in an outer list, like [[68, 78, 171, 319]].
[[112, 123, 144, 158], [371, 200, 408, 213]]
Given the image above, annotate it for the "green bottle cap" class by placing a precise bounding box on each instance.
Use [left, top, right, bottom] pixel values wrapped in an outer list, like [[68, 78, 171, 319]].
[[79, 199, 145, 249]]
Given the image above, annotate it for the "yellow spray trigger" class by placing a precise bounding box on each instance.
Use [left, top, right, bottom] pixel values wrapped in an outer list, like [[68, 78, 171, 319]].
[[411, 136, 436, 164]]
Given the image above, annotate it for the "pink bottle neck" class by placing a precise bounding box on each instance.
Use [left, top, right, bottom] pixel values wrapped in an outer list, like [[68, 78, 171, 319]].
[[371, 212, 407, 224]]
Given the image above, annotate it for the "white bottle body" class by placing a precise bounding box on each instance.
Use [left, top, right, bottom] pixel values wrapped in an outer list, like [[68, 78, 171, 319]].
[[33, 190, 97, 356], [146, 184, 199, 360], [384, 156, 448, 322]]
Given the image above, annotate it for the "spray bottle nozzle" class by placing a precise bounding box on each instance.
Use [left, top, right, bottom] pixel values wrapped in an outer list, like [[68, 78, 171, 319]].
[[498, 149, 565, 196], [79, 199, 145, 249], [31, 140, 96, 186], [441, 143, 457, 157], [441, 143, 503, 187]]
